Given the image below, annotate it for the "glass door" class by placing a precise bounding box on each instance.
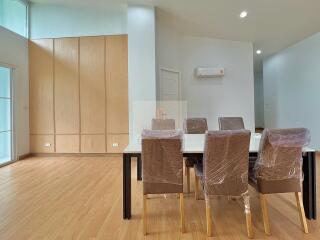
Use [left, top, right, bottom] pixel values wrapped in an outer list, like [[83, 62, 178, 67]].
[[0, 66, 12, 164]]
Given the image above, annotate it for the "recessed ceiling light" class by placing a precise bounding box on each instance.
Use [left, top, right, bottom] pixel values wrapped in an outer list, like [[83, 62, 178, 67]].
[[240, 11, 248, 18], [256, 50, 262, 55]]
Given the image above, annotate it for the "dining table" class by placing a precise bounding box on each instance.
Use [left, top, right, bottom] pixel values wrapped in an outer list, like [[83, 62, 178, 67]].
[[122, 133, 317, 220]]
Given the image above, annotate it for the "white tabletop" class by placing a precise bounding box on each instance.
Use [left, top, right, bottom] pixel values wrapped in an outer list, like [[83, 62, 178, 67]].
[[124, 133, 315, 154]]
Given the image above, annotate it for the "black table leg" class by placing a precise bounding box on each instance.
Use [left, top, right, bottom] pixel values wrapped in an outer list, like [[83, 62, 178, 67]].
[[137, 155, 142, 181], [303, 152, 317, 220], [123, 153, 131, 219]]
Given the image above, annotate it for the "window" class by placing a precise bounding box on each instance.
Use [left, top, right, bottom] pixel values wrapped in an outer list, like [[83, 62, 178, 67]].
[[0, 66, 12, 164], [0, 0, 28, 37]]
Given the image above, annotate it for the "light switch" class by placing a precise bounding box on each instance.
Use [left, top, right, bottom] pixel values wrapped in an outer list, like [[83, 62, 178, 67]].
[[44, 143, 51, 147], [112, 143, 119, 147]]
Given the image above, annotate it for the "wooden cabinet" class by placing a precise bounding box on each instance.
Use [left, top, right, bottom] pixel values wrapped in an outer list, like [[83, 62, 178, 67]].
[[107, 134, 129, 153], [29, 35, 128, 154], [80, 36, 105, 135], [56, 135, 80, 153], [30, 135, 55, 153], [29, 39, 54, 134], [81, 135, 106, 153], [54, 38, 80, 135], [106, 35, 129, 134]]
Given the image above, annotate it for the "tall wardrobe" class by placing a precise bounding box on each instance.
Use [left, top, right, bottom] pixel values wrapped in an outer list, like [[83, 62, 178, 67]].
[[29, 35, 128, 154]]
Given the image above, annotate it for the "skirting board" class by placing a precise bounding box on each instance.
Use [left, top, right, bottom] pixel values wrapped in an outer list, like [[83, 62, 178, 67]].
[[28, 153, 123, 158]]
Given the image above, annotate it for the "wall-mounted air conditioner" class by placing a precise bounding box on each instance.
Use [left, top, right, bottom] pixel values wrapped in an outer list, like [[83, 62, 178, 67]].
[[195, 67, 225, 78]]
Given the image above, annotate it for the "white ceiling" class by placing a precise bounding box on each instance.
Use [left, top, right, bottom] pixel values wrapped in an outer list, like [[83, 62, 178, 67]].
[[31, 0, 320, 71]]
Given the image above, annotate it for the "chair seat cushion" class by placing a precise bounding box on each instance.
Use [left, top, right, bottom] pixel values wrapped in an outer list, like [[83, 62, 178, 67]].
[[249, 177, 301, 194]]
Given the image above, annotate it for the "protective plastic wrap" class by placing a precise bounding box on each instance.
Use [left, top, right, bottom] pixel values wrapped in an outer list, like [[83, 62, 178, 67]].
[[218, 117, 245, 130], [151, 118, 175, 130], [254, 128, 310, 181], [183, 118, 208, 134], [142, 129, 183, 187], [202, 130, 251, 197]]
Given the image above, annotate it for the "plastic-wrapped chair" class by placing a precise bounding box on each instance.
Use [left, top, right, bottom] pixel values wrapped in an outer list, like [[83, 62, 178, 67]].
[[249, 128, 310, 235], [141, 129, 185, 235], [183, 118, 208, 194], [218, 117, 245, 130], [151, 118, 175, 130], [194, 130, 253, 237]]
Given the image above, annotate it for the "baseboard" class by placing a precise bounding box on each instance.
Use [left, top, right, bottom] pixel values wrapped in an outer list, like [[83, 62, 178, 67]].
[[29, 153, 123, 158], [18, 153, 33, 160]]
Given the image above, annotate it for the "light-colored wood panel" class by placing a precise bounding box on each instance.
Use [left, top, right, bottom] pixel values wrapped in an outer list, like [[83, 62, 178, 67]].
[[81, 135, 106, 153], [55, 135, 80, 153], [30, 135, 54, 153], [29, 39, 54, 134], [80, 37, 105, 134], [106, 35, 128, 134], [107, 134, 128, 153], [54, 38, 80, 134]]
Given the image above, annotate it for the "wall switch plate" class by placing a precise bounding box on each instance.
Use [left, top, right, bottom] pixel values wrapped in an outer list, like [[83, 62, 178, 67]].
[[112, 143, 119, 147], [44, 143, 51, 147]]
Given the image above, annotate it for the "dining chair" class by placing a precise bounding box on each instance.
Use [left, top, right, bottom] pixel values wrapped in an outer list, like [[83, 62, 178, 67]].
[[249, 128, 310, 235], [141, 129, 185, 235], [183, 118, 208, 194], [194, 130, 253, 238], [218, 117, 245, 130], [151, 118, 175, 130]]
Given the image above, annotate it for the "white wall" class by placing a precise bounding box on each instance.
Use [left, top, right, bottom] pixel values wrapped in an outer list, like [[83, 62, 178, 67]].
[[0, 26, 29, 157], [264, 32, 320, 149], [254, 71, 264, 128], [156, 12, 255, 131], [30, 3, 127, 38], [128, 5, 156, 142]]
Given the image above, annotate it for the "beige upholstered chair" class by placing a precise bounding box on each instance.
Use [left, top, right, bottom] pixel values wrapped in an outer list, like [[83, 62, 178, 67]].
[[218, 117, 245, 130], [183, 118, 208, 193], [194, 130, 253, 237], [249, 128, 310, 235], [141, 129, 185, 235], [151, 118, 175, 130]]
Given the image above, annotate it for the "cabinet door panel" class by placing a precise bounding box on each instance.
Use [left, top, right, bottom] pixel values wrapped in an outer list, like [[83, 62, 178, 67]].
[[30, 135, 54, 153], [107, 134, 128, 153], [54, 38, 79, 134], [80, 37, 105, 134], [29, 39, 54, 134], [106, 35, 128, 134], [56, 135, 80, 153], [81, 135, 106, 153]]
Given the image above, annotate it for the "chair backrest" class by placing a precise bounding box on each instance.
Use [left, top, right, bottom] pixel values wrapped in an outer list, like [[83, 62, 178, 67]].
[[142, 130, 183, 194], [203, 130, 251, 197], [254, 128, 310, 181], [183, 118, 208, 134], [151, 119, 175, 130], [218, 117, 245, 130]]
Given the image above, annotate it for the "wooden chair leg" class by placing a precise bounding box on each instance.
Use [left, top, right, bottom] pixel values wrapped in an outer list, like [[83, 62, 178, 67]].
[[143, 194, 147, 235], [243, 196, 254, 239], [246, 212, 254, 239], [186, 167, 190, 193], [295, 192, 309, 234], [194, 171, 199, 200], [205, 199, 212, 237], [180, 193, 185, 233], [260, 193, 271, 235]]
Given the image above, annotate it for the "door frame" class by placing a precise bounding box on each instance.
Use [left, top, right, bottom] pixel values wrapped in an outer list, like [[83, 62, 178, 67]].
[[159, 68, 181, 102]]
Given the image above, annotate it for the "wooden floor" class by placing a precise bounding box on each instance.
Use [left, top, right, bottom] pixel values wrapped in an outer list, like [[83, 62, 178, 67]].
[[0, 155, 319, 240]]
